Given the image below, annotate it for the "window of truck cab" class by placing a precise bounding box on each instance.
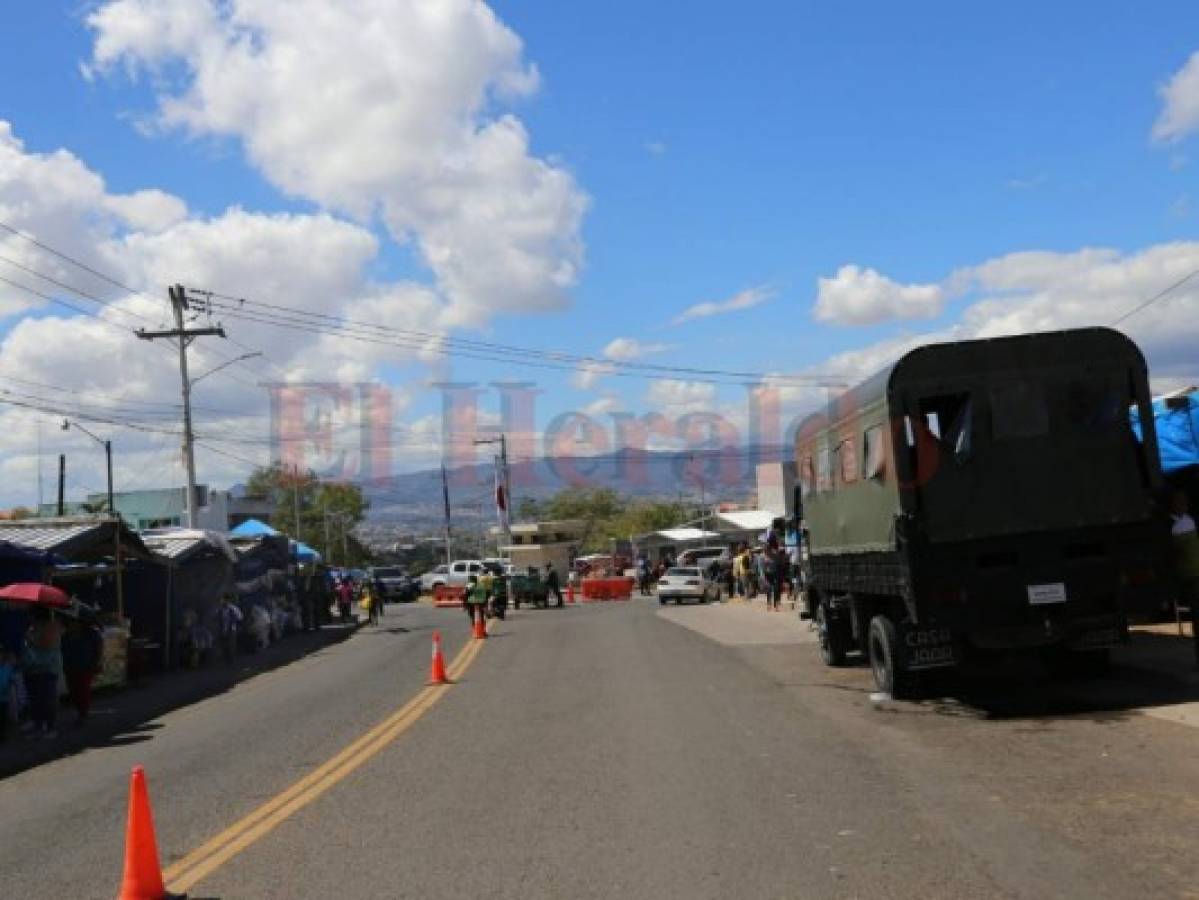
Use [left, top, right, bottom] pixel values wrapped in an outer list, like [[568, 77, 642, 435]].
[[799, 454, 815, 496], [862, 424, 885, 479], [815, 446, 832, 492], [836, 436, 858, 484]]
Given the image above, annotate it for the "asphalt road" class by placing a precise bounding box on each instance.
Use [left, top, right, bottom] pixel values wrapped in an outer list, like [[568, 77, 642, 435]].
[[2, 597, 1197, 899]]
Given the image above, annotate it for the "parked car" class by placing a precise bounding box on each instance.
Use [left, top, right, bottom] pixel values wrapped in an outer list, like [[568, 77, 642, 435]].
[[369, 566, 419, 603], [677, 547, 726, 568], [420, 560, 486, 592], [656, 566, 721, 605], [419, 565, 449, 593]]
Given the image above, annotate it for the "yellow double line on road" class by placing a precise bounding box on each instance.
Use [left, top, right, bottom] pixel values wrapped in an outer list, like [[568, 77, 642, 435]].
[[164, 633, 488, 893]]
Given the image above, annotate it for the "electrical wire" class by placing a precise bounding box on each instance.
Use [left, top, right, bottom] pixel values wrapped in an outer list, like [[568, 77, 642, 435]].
[[0, 220, 281, 384], [1111, 267, 1199, 326], [194, 291, 847, 386]]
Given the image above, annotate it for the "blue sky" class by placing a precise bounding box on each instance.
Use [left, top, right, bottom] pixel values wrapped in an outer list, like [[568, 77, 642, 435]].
[[1, 1, 1199, 499]]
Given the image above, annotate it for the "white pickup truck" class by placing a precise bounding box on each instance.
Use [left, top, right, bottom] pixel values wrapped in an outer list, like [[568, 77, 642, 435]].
[[419, 560, 486, 592]]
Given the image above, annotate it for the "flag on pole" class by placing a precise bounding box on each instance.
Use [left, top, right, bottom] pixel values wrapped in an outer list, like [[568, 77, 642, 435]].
[[494, 460, 509, 531]]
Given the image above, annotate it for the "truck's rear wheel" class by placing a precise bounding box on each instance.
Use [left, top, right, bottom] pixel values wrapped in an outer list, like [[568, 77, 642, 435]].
[[868, 614, 913, 698], [816, 602, 848, 666]]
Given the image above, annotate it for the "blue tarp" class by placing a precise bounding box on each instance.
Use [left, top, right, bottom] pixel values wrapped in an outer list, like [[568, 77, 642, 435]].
[[231, 518, 321, 562], [1131, 390, 1199, 474], [230, 518, 280, 538], [292, 541, 321, 562]]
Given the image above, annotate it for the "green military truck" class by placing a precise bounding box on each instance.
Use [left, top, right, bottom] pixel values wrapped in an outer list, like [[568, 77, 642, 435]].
[[795, 327, 1169, 697]]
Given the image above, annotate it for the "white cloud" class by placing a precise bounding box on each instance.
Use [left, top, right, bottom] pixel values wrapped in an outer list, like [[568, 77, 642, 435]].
[[1005, 173, 1047, 190], [804, 242, 1199, 392], [602, 337, 669, 361], [570, 360, 614, 391], [672, 285, 774, 325], [86, 0, 588, 329], [814, 265, 944, 326], [1153, 51, 1199, 143], [0, 122, 463, 504], [645, 379, 717, 415], [103, 189, 188, 232], [583, 395, 621, 418], [644, 141, 667, 156]]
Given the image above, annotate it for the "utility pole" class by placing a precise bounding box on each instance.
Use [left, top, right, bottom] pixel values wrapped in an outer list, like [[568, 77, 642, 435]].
[[136, 284, 225, 528], [474, 434, 513, 549], [292, 463, 302, 540], [501, 433, 513, 528], [106, 440, 114, 517], [323, 505, 333, 566], [440, 462, 454, 565], [36, 420, 43, 516], [56, 454, 65, 516], [62, 420, 114, 518]]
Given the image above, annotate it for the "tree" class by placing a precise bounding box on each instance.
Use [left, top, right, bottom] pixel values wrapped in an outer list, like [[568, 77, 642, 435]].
[[522, 487, 692, 552], [516, 496, 542, 521], [245, 462, 372, 567]]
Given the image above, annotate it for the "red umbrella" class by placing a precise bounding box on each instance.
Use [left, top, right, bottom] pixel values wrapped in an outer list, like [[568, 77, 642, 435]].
[[0, 582, 70, 608]]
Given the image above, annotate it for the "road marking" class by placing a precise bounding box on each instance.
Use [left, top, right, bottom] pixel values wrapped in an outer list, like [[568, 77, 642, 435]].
[[164, 630, 489, 893]]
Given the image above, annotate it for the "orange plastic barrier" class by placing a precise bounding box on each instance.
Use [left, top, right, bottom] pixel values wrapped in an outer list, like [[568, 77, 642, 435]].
[[580, 577, 634, 601], [433, 584, 466, 607]]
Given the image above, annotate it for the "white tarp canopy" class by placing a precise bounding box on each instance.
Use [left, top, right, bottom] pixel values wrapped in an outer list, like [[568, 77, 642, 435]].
[[653, 527, 721, 543], [714, 510, 777, 533]]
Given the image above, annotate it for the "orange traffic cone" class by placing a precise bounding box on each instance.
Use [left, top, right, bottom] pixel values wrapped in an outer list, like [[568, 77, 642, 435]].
[[472, 607, 487, 640], [566, 582, 575, 604], [117, 766, 167, 900], [428, 630, 449, 685]]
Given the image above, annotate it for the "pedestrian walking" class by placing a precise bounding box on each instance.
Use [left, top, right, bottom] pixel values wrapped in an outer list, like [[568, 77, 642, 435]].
[[769, 546, 787, 611], [61, 616, 102, 725], [544, 562, 564, 607], [218, 596, 244, 663], [465, 575, 487, 625], [336, 578, 354, 624], [1170, 489, 1199, 666], [21, 607, 62, 738], [363, 584, 380, 625]]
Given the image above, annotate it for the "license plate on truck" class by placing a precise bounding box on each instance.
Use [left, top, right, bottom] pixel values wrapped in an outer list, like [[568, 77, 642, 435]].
[[1027, 583, 1067, 605], [902, 626, 957, 670]]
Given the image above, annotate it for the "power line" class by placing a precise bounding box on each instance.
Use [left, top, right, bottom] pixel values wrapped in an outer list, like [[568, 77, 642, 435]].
[[0, 221, 281, 384], [194, 290, 847, 386], [1111, 267, 1199, 326]]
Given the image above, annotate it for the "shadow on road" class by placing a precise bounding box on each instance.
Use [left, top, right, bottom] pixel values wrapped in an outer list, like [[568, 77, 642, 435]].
[[886, 631, 1199, 723], [0, 624, 360, 779]]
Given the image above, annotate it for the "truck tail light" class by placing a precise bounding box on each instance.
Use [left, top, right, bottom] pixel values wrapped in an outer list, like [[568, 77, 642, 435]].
[[1122, 567, 1155, 587]]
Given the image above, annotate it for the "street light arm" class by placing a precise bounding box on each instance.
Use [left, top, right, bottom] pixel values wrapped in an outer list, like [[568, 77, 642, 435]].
[[62, 419, 104, 447], [191, 351, 263, 386]]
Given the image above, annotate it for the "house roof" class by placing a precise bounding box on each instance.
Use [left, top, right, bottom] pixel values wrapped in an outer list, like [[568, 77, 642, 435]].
[[714, 510, 777, 532], [140, 528, 238, 563], [0, 517, 154, 561]]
